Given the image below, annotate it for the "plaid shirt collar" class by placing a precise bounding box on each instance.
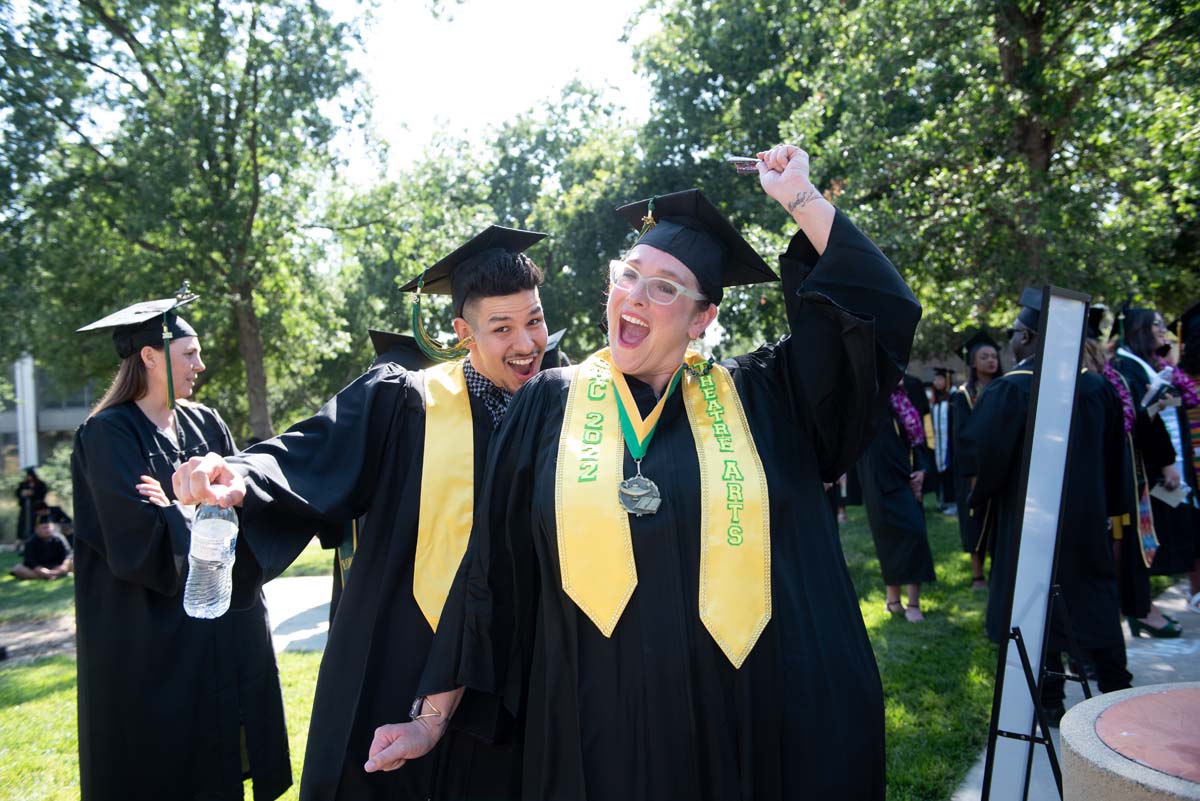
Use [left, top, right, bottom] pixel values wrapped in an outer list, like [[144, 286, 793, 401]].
[[462, 358, 513, 430]]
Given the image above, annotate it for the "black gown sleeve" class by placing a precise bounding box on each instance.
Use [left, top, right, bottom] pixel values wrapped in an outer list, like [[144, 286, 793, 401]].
[[71, 416, 193, 595], [962, 378, 1027, 510], [230, 363, 419, 580], [735, 210, 922, 481]]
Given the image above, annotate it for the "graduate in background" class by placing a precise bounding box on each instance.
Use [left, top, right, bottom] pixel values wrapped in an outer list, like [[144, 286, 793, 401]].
[[174, 229, 561, 801], [951, 330, 1003, 589], [857, 376, 937, 622], [14, 468, 48, 545], [366, 145, 921, 801], [1170, 301, 1200, 613], [903, 369, 935, 502], [1112, 306, 1190, 636], [72, 293, 291, 801], [963, 289, 1131, 725], [929, 367, 955, 514]]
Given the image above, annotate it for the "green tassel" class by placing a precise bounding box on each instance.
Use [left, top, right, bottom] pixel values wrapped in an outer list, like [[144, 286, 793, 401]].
[[161, 312, 176, 410], [409, 272, 469, 363]]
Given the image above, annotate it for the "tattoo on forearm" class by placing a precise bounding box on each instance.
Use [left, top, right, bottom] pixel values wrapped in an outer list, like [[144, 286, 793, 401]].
[[787, 189, 821, 213]]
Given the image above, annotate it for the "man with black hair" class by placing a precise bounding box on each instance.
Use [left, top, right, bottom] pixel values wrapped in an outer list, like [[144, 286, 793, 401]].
[[10, 512, 72, 580], [964, 289, 1131, 724], [173, 227, 565, 801]]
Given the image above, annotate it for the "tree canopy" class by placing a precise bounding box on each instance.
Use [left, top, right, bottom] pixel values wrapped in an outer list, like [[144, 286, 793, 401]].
[[2, 0, 1196, 441]]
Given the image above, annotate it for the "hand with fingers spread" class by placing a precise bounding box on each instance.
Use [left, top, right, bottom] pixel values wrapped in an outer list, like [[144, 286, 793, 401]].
[[172, 452, 246, 508], [136, 475, 171, 508]]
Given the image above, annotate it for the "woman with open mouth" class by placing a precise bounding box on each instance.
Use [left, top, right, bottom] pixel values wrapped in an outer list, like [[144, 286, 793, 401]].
[[368, 144, 921, 801]]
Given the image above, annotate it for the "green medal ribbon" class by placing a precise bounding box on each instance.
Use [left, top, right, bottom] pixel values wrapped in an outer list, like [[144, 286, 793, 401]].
[[609, 367, 683, 460]]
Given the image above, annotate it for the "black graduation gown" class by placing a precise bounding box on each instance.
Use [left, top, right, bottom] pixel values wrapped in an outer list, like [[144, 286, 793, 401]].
[[14, 475, 47, 541], [422, 210, 921, 801], [1111, 356, 1194, 576], [950, 386, 986, 553], [964, 363, 1126, 648], [71, 401, 291, 801], [856, 412, 936, 585], [230, 364, 521, 801], [1154, 401, 1199, 571]]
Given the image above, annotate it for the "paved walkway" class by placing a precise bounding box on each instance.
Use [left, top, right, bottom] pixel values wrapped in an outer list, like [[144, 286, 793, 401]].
[[952, 579, 1200, 800], [262, 574, 332, 652]]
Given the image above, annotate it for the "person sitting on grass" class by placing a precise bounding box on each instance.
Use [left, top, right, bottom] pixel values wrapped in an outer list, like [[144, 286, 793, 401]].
[[10, 513, 72, 581]]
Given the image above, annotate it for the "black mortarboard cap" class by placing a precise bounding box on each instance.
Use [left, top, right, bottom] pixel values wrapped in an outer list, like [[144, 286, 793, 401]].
[[959, 329, 1000, 363], [77, 296, 198, 359], [1017, 287, 1042, 331], [933, 367, 954, 378], [367, 330, 437, 371], [1170, 301, 1200, 342], [1087, 304, 1109, 340], [614, 189, 777, 305], [396, 225, 547, 315]]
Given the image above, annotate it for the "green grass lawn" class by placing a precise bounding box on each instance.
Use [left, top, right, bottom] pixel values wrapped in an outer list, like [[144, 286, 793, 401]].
[[0, 551, 76, 624], [277, 537, 334, 579], [0, 651, 324, 801], [840, 502, 998, 800], [0, 505, 994, 800]]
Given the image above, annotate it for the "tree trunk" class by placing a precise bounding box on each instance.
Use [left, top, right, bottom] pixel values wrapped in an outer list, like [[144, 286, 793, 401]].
[[233, 287, 274, 440]]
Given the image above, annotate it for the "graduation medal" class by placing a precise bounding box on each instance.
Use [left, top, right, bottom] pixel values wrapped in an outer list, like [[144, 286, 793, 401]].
[[611, 366, 682, 517], [617, 472, 660, 516]]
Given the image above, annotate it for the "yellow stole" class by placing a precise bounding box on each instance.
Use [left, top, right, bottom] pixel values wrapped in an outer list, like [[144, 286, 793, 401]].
[[413, 360, 475, 631], [556, 348, 771, 668]]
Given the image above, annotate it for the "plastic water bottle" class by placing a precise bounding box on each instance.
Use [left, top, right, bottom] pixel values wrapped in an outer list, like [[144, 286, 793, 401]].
[[183, 504, 239, 619]]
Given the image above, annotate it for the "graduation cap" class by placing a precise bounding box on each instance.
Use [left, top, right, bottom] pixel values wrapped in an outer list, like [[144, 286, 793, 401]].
[[614, 189, 778, 305], [932, 366, 954, 379], [367, 330, 436, 372], [77, 283, 199, 409], [1170, 300, 1200, 343], [396, 226, 547, 362], [1016, 287, 1042, 332], [959, 329, 1000, 364]]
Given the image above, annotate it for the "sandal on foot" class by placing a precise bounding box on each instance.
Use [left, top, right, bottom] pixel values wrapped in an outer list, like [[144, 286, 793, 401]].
[[905, 604, 925, 623], [885, 600, 905, 616]]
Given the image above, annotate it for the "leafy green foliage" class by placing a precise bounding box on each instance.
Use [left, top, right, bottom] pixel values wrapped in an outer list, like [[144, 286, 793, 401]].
[[631, 0, 1200, 354], [0, 0, 367, 440]]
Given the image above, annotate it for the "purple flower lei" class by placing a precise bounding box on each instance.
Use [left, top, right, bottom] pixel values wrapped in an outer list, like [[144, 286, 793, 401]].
[[1158, 362, 1200, 408], [1102, 362, 1135, 434], [890, 386, 925, 447]]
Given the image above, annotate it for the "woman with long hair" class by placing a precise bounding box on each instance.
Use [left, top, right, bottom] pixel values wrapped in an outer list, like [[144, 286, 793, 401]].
[[858, 376, 937, 622], [1112, 306, 1194, 636], [71, 297, 291, 800], [950, 330, 1003, 589]]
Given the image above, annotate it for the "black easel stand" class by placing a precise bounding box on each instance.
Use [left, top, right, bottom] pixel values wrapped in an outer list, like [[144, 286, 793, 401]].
[[980, 586, 1093, 801]]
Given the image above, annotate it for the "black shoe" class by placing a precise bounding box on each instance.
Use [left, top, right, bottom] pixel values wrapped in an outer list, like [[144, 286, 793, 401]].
[[1128, 616, 1183, 638]]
